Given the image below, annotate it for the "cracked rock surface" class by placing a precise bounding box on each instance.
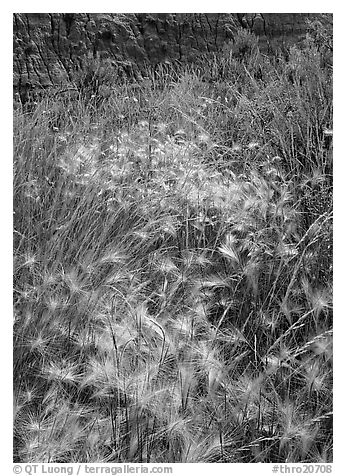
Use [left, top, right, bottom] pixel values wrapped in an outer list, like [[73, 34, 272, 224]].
[[13, 13, 317, 92]]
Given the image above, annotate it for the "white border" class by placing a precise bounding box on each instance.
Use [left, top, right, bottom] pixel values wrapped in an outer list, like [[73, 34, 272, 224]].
[[4, 2, 336, 13], [3, 4, 343, 473]]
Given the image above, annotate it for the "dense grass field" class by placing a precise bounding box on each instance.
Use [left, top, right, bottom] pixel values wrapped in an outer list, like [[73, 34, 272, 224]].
[[13, 26, 333, 463]]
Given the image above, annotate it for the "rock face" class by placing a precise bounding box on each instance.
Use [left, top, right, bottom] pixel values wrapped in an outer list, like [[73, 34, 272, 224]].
[[13, 13, 320, 93]]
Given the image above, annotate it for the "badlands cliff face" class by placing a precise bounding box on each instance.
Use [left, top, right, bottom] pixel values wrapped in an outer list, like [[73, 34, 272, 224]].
[[13, 13, 319, 93]]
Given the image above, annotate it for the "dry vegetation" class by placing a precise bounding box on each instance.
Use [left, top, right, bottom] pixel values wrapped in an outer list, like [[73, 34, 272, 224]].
[[13, 24, 332, 463]]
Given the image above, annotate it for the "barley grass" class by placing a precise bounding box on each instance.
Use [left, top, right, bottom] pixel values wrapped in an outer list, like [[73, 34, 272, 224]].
[[14, 27, 332, 463]]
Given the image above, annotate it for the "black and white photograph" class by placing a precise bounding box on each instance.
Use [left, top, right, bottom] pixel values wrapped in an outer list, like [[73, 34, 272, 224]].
[[12, 7, 333, 468]]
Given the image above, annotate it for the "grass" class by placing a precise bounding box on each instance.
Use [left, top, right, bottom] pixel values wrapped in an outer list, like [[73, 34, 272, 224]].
[[13, 28, 332, 463]]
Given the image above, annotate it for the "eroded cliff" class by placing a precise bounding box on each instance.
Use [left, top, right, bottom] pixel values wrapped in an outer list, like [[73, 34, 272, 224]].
[[13, 13, 319, 93]]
